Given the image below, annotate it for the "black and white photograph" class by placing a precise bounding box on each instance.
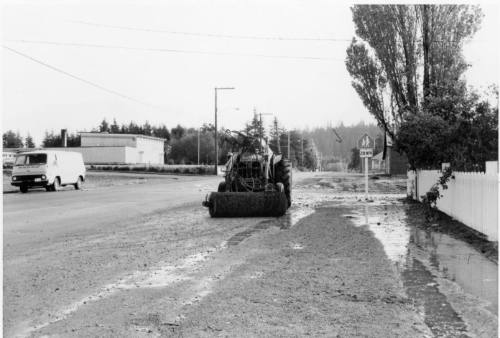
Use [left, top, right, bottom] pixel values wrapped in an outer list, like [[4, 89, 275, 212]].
[[1, 1, 498, 337]]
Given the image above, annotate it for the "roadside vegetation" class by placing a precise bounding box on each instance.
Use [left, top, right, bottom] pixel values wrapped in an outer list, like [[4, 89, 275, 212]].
[[345, 5, 498, 216], [88, 164, 214, 175], [345, 5, 498, 172]]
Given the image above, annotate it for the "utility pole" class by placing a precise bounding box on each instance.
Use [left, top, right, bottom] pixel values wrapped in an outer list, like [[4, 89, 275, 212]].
[[259, 113, 263, 153], [287, 131, 291, 162], [214, 87, 235, 175], [197, 128, 200, 165], [301, 136, 304, 167], [274, 117, 281, 154]]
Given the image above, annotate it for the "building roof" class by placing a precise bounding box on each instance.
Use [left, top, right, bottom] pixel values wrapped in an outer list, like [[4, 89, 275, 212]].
[[78, 132, 166, 142], [8, 149, 81, 156], [372, 152, 384, 161]]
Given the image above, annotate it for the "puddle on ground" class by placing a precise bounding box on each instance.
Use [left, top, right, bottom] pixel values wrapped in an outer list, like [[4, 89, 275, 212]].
[[402, 258, 469, 337], [344, 203, 498, 337]]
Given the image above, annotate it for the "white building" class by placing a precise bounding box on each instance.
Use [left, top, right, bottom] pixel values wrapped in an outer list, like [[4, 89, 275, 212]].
[[371, 152, 385, 171], [59, 133, 165, 165], [2, 151, 16, 165]]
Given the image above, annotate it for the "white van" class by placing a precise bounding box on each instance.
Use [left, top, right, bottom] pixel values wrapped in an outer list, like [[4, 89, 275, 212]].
[[11, 150, 86, 193]]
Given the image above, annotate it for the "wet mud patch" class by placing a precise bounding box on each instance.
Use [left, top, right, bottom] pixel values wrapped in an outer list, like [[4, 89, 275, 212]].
[[176, 205, 432, 337], [227, 220, 275, 246], [226, 206, 316, 246], [402, 258, 469, 337], [343, 201, 497, 337], [405, 200, 498, 263]]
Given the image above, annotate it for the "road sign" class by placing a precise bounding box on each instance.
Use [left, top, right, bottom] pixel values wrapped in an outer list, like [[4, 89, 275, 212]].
[[358, 133, 374, 199], [357, 133, 374, 149], [360, 148, 373, 158]]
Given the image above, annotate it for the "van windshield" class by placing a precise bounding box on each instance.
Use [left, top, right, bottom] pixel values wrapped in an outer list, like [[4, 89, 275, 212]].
[[14, 154, 47, 166]]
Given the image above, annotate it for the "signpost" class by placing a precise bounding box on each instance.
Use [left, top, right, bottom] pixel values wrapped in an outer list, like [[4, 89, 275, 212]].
[[358, 134, 374, 199]]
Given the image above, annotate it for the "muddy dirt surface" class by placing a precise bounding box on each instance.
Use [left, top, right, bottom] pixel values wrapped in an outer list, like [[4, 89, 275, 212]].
[[3, 171, 497, 337]]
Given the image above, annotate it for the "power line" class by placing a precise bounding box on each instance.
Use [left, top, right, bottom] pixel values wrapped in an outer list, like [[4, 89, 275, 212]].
[[71, 20, 352, 42], [7, 39, 343, 61], [3, 45, 165, 110]]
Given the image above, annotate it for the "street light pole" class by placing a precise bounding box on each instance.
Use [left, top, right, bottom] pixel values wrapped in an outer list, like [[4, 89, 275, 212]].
[[197, 127, 200, 165], [287, 131, 291, 161], [301, 135, 304, 167], [214, 87, 235, 175]]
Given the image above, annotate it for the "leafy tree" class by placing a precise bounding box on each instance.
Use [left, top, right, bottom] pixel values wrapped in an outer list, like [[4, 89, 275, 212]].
[[346, 4, 489, 170], [3, 130, 23, 148], [143, 121, 152, 136], [244, 112, 264, 142], [152, 124, 171, 141], [268, 117, 287, 154], [347, 5, 482, 130], [169, 129, 215, 164], [304, 121, 382, 164], [346, 40, 393, 138], [398, 91, 498, 170], [127, 121, 140, 134], [348, 148, 361, 171], [67, 134, 81, 147], [42, 131, 62, 147], [42, 131, 80, 147], [25, 134, 36, 148], [110, 118, 120, 133], [171, 124, 186, 140], [374, 133, 383, 155], [99, 119, 110, 132], [421, 5, 483, 105]]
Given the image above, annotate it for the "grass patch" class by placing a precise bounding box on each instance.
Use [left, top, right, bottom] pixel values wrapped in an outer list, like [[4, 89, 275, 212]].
[[87, 164, 214, 175]]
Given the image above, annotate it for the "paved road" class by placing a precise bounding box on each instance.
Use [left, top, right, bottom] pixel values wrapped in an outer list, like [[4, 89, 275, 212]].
[[4, 173, 219, 249], [4, 173, 225, 337]]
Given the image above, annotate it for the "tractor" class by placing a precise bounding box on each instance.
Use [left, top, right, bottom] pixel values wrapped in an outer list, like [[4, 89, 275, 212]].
[[202, 130, 291, 217]]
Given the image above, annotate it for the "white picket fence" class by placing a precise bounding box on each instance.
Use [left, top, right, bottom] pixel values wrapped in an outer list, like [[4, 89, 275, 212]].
[[407, 169, 498, 241]]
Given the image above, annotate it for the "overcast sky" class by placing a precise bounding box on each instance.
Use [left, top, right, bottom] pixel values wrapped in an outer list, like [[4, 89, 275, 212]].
[[1, 1, 498, 145]]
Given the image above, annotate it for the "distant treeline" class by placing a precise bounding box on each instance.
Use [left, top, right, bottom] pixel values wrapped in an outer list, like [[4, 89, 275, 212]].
[[305, 122, 383, 162], [5, 118, 382, 169]]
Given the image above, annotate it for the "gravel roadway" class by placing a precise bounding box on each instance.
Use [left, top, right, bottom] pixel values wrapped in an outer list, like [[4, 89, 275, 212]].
[[3, 171, 496, 337]]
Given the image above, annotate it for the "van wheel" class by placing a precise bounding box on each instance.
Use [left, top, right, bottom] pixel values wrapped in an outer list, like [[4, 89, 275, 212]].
[[53, 177, 61, 191], [74, 177, 82, 190], [20, 185, 28, 193]]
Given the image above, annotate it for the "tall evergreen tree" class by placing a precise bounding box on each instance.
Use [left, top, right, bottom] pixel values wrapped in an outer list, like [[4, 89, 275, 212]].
[[3, 130, 24, 148], [25, 134, 35, 148]]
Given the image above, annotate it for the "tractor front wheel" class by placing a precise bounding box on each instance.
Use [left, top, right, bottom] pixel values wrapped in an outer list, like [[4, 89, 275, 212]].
[[275, 160, 292, 208]]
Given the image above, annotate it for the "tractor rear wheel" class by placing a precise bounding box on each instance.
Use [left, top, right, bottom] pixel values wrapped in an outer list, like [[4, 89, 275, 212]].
[[275, 160, 292, 208], [217, 181, 227, 192]]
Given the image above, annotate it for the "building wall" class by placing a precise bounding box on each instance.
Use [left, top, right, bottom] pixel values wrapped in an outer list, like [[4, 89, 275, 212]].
[[81, 134, 137, 147], [385, 147, 408, 175], [3, 152, 16, 164], [45, 146, 165, 165], [79, 134, 164, 164], [135, 137, 165, 164], [46, 147, 129, 164]]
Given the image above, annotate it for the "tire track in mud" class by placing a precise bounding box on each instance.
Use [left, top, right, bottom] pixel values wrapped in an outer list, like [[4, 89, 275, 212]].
[[18, 207, 316, 337], [15, 243, 228, 337]]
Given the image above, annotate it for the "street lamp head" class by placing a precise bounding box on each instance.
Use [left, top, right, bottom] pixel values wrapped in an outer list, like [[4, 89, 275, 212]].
[[215, 87, 235, 90]]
